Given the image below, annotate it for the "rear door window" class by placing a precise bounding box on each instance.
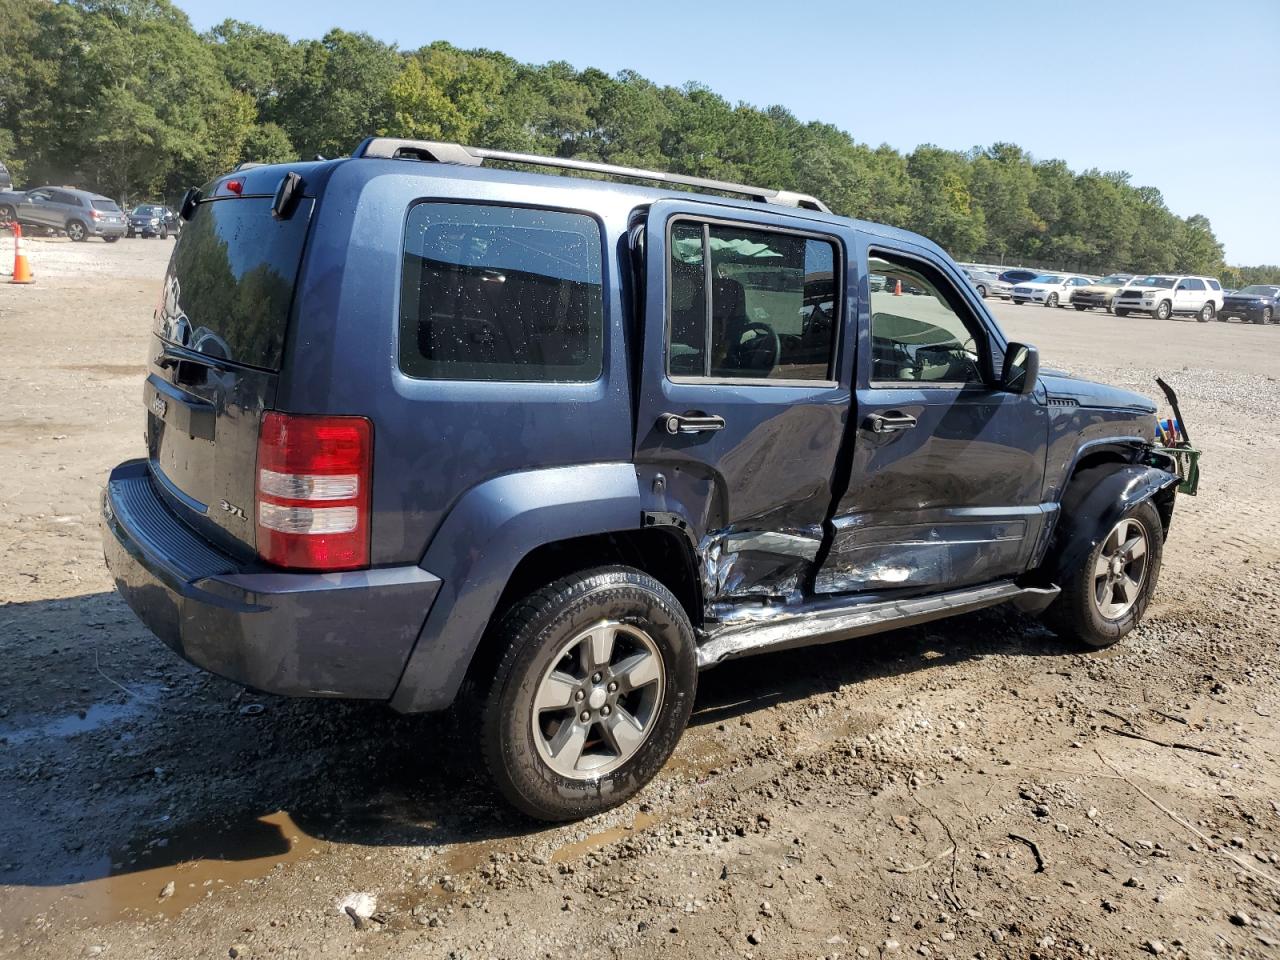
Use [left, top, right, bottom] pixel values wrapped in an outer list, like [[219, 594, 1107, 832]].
[[667, 220, 839, 381], [156, 196, 313, 370], [399, 203, 605, 382]]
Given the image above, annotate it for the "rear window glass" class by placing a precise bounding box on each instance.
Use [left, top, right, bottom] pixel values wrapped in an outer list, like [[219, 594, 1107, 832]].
[[92, 199, 120, 211], [156, 196, 312, 370], [399, 203, 604, 382]]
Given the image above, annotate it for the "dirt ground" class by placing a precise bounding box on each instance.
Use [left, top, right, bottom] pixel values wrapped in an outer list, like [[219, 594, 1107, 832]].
[[2, 237, 1279, 960]]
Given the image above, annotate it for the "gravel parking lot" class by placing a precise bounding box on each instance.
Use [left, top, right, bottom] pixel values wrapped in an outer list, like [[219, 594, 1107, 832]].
[[2, 237, 1279, 960]]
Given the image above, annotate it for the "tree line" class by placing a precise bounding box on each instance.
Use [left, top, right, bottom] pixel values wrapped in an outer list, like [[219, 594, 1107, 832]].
[[1, 0, 1274, 285]]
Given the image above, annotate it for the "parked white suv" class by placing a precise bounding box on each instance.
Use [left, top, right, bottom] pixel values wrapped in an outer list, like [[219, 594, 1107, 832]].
[[1111, 275, 1224, 321], [1011, 274, 1094, 308]]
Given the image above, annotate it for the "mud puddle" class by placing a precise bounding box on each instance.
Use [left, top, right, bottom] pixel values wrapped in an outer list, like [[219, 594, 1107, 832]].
[[2, 810, 320, 927], [0, 687, 161, 747]]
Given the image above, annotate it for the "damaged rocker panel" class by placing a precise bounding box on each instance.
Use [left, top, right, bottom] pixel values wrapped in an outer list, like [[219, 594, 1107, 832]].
[[696, 581, 1060, 668]]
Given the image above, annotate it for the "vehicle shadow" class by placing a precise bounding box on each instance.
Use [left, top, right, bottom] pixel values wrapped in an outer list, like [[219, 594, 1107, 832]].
[[0, 590, 1079, 902]]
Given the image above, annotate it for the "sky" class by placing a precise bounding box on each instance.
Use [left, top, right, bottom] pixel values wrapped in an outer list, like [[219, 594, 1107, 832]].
[[178, 0, 1280, 265]]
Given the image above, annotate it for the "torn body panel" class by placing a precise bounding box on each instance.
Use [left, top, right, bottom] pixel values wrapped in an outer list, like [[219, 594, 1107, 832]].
[[814, 512, 1048, 594], [699, 525, 823, 603]]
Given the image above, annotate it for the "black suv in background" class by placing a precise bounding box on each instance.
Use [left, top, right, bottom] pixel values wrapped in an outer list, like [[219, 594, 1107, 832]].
[[127, 204, 180, 239]]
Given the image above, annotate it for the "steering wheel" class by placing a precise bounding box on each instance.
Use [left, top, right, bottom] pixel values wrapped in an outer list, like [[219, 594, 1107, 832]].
[[729, 321, 781, 373]]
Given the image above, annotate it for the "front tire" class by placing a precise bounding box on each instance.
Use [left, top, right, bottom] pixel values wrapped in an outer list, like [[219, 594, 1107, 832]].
[[1045, 499, 1163, 649], [1198, 302, 1215, 323], [1045, 293, 1059, 308], [480, 567, 697, 821], [0, 204, 14, 225], [1114, 308, 1128, 317], [1264, 307, 1274, 324], [1074, 304, 1087, 311], [1156, 300, 1172, 321], [66, 220, 87, 242]]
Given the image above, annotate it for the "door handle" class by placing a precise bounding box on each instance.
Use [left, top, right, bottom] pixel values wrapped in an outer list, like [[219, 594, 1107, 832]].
[[661, 412, 726, 435], [864, 412, 918, 434]]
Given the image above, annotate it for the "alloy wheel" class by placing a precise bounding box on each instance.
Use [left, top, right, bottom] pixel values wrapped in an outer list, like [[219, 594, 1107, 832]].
[[531, 620, 665, 780], [1092, 517, 1150, 621]]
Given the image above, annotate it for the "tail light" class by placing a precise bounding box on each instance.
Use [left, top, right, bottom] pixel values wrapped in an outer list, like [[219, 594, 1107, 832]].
[[255, 412, 372, 571]]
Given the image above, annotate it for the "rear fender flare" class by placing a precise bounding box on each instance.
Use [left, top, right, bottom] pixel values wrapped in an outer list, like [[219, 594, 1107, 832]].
[[1043, 464, 1178, 584], [389, 463, 641, 713]]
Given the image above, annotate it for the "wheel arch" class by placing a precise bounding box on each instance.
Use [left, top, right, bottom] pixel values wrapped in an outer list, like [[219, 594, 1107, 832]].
[[389, 463, 703, 714], [1035, 462, 1178, 587]]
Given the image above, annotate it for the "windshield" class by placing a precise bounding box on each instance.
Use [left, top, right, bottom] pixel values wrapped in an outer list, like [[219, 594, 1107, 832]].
[[1031, 274, 1063, 284], [1239, 285, 1280, 296], [1133, 276, 1176, 289], [131, 205, 161, 216], [1098, 274, 1132, 286]]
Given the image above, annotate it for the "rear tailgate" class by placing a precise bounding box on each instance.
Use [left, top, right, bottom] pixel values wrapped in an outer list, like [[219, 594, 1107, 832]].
[[146, 192, 314, 557]]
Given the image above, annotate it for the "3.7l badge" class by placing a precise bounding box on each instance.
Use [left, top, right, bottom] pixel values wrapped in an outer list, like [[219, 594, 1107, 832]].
[[150, 393, 167, 419], [219, 499, 247, 520]]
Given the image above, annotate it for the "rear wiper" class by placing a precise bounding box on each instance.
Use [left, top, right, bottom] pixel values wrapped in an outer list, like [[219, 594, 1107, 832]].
[[157, 346, 233, 372]]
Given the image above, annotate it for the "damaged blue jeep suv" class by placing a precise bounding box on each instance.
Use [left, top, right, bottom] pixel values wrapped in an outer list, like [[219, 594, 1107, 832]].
[[103, 138, 1190, 820]]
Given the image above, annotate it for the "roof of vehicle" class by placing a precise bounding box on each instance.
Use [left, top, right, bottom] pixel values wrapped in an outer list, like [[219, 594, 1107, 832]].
[[203, 140, 952, 261], [27, 184, 116, 202]]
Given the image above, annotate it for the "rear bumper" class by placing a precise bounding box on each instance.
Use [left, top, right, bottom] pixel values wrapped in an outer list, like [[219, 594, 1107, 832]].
[[90, 221, 127, 238], [102, 459, 440, 700]]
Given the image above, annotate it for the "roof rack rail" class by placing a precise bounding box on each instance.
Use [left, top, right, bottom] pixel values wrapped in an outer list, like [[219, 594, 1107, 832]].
[[351, 137, 830, 213]]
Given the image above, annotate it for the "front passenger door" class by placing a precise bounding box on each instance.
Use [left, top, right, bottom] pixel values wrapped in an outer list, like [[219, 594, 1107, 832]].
[[814, 243, 1050, 595], [21, 190, 53, 227]]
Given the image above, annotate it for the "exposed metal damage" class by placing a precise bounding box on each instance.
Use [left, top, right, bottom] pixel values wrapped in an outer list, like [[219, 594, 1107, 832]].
[[698, 526, 823, 602]]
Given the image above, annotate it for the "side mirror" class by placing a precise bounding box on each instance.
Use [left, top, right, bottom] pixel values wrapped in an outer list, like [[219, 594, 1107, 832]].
[[1001, 342, 1039, 395]]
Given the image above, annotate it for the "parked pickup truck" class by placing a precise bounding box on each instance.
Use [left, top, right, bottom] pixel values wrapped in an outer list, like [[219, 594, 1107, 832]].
[[102, 140, 1190, 821]]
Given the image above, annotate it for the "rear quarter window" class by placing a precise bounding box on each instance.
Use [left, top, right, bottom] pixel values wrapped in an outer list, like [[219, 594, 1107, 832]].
[[399, 203, 605, 382]]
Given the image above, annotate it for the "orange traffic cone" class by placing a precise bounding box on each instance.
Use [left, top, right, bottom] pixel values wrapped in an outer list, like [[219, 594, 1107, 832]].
[[893, 278, 902, 296], [10, 223, 33, 284]]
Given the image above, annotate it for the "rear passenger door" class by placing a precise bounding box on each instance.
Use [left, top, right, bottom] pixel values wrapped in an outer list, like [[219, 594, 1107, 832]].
[[635, 199, 852, 602], [813, 240, 1049, 595], [1176, 277, 1205, 313]]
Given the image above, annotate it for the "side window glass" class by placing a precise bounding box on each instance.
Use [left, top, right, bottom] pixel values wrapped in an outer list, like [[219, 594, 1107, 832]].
[[1185, 279, 1204, 291], [398, 203, 605, 382], [868, 253, 986, 385], [666, 220, 839, 381]]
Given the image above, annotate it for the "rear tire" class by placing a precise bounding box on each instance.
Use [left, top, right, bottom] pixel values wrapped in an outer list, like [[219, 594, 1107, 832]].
[[479, 566, 697, 821], [1044, 499, 1163, 649], [66, 220, 87, 242], [1074, 304, 1087, 311], [103, 236, 118, 243], [976, 285, 988, 299], [1198, 302, 1215, 323], [1155, 300, 1172, 320], [0, 204, 14, 225], [1264, 307, 1274, 324]]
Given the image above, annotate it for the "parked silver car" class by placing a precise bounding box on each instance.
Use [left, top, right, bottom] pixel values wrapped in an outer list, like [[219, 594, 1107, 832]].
[[0, 186, 126, 241], [964, 268, 1013, 300]]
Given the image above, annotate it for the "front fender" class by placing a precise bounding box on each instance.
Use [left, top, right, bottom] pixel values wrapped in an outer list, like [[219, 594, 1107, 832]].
[[389, 463, 641, 713], [1043, 464, 1178, 584]]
